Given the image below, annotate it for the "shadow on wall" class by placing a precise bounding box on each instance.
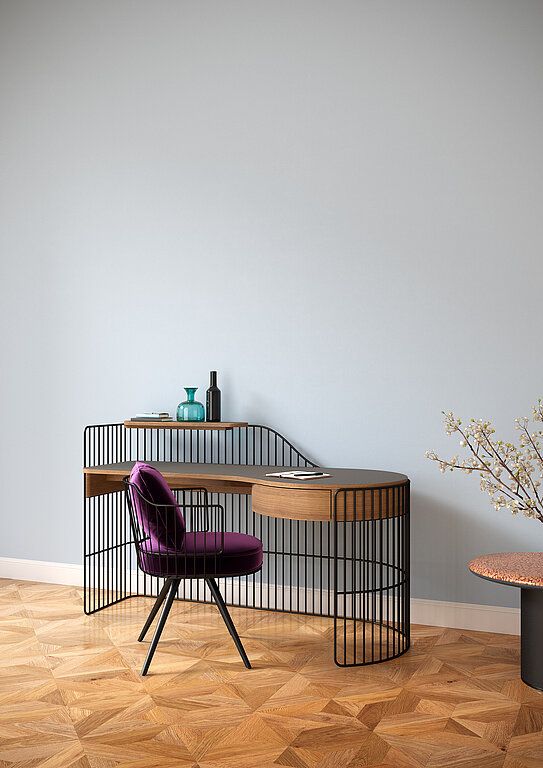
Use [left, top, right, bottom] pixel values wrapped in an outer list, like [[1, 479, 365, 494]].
[[411, 490, 532, 608]]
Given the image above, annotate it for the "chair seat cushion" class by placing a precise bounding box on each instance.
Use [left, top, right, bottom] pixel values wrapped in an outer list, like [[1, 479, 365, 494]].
[[139, 531, 263, 578]]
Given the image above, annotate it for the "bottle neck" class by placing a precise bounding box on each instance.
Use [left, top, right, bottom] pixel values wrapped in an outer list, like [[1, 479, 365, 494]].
[[184, 387, 196, 402], [209, 371, 217, 387]]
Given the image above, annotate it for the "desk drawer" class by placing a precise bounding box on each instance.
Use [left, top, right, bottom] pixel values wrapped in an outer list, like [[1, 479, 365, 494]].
[[252, 484, 331, 521]]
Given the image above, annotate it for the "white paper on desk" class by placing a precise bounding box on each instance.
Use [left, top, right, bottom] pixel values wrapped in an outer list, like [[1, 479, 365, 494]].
[[265, 471, 331, 479]]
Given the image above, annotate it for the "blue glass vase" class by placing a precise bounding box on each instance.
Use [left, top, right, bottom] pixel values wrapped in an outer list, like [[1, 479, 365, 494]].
[[177, 387, 205, 422]]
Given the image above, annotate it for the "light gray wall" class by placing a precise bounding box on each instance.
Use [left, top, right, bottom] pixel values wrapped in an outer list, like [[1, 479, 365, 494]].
[[1, 0, 542, 608]]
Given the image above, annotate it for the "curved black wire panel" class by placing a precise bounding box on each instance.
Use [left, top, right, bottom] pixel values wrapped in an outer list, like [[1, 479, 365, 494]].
[[83, 423, 410, 666], [333, 485, 410, 666], [83, 424, 316, 614]]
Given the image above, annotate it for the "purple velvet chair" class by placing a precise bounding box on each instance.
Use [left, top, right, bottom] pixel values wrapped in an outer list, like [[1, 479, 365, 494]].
[[124, 462, 263, 675]]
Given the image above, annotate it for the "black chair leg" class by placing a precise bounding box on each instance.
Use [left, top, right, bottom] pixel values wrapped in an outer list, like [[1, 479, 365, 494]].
[[206, 577, 251, 669], [141, 578, 180, 676], [138, 578, 173, 642]]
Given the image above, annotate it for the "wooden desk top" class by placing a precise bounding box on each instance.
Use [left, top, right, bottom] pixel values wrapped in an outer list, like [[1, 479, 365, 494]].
[[84, 462, 408, 490], [84, 463, 409, 521]]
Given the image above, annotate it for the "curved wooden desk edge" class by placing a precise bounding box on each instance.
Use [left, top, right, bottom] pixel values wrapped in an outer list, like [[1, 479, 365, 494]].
[[83, 463, 409, 521]]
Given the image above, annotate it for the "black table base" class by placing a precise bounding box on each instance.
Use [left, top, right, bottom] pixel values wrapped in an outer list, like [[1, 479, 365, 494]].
[[521, 588, 543, 691]]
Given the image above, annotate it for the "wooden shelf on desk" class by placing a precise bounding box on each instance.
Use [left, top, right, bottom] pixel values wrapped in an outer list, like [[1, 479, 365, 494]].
[[124, 420, 248, 430]]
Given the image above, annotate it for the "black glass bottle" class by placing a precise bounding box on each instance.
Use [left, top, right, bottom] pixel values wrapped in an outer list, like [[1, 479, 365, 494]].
[[206, 371, 221, 422]]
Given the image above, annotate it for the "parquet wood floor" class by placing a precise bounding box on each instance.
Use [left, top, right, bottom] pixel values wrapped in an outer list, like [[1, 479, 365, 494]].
[[0, 579, 542, 768]]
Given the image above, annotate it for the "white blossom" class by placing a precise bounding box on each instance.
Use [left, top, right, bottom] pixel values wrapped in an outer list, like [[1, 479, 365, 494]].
[[427, 402, 543, 524]]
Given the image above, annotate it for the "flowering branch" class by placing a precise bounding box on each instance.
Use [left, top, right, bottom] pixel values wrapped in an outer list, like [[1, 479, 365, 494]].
[[426, 400, 543, 523]]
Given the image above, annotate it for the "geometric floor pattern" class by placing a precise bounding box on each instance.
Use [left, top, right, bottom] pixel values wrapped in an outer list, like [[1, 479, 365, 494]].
[[1, 579, 542, 768]]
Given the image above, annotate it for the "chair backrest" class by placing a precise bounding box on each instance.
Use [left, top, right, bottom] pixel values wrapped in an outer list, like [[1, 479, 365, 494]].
[[126, 462, 186, 552]]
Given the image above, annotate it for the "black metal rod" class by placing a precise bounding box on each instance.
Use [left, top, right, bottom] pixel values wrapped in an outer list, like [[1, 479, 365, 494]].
[[141, 578, 180, 676], [138, 578, 174, 642], [206, 577, 251, 669]]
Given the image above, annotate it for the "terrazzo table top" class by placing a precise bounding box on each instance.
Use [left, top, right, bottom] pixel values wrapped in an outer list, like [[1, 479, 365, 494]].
[[469, 552, 543, 588]]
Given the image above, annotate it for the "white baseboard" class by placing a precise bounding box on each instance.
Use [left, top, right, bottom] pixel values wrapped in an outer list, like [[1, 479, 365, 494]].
[[0, 556, 520, 635], [0, 557, 83, 588], [410, 596, 519, 635]]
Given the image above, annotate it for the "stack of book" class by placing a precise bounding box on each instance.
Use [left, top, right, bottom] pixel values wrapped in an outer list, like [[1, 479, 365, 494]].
[[129, 412, 172, 422]]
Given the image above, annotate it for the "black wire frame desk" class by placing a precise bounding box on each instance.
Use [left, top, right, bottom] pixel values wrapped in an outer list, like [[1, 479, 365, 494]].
[[83, 422, 410, 667]]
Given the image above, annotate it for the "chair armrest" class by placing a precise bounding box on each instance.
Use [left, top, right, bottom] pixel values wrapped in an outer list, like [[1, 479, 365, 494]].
[[123, 478, 225, 555], [181, 503, 225, 533]]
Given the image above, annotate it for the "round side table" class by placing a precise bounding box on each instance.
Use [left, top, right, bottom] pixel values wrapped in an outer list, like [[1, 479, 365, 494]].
[[469, 552, 543, 691]]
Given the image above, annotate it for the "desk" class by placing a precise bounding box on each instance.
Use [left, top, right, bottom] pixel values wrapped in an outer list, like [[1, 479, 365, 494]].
[[83, 423, 410, 666], [85, 462, 407, 520]]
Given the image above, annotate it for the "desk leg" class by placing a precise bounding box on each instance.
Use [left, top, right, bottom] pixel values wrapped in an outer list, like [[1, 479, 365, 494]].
[[521, 588, 543, 691], [333, 485, 410, 667]]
